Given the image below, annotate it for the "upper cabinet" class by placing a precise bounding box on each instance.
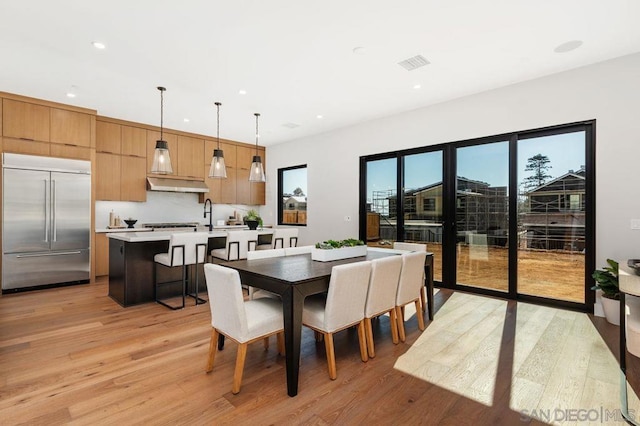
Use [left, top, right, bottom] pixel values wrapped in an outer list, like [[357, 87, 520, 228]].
[[50, 108, 92, 147], [2, 97, 95, 159], [121, 125, 146, 157], [95, 119, 147, 201], [96, 121, 122, 154], [2, 99, 50, 141], [176, 135, 204, 179]]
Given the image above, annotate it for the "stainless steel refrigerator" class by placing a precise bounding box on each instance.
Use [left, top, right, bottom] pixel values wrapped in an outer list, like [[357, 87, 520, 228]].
[[2, 153, 91, 292]]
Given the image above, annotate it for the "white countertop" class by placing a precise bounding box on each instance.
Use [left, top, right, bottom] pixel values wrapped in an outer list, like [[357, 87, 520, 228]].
[[96, 228, 153, 234], [106, 228, 273, 242]]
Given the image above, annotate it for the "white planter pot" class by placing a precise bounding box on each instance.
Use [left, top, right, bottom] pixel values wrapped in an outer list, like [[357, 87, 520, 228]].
[[601, 296, 620, 326], [311, 245, 367, 262]]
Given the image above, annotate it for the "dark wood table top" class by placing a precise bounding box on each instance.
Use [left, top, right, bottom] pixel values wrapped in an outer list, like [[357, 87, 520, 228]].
[[217, 251, 398, 284]]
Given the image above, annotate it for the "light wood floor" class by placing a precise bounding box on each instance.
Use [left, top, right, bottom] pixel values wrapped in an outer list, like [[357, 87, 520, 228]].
[[0, 279, 633, 425]]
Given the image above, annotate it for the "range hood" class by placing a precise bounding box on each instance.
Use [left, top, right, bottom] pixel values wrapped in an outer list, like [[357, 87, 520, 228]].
[[146, 177, 209, 193]]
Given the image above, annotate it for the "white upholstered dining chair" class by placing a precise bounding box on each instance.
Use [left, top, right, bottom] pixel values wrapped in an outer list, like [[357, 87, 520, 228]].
[[259, 227, 299, 250], [393, 241, 428, 312], [246, 249, 285, 299], [204, 263, 285, 394], [211, 230, 258, 261], [364, 255, 403, 357], [395, 251, 428, 342], [302, 261, 372, 380]]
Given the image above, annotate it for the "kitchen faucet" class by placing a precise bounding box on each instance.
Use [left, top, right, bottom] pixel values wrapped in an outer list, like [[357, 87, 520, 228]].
[[204, 198, 213, 231]]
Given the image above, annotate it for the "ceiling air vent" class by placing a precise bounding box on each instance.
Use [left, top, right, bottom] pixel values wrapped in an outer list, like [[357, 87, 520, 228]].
[[282, 122, 300, 129], [397, 55, 430, 71]]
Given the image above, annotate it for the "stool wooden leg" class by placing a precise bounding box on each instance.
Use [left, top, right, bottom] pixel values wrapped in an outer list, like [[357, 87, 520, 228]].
[[357, 320, 369, 362], [415, 299, 425, 331], [324, 333, 337, 380], [389, 308, 399, 344], [396, 306, 406, 342]]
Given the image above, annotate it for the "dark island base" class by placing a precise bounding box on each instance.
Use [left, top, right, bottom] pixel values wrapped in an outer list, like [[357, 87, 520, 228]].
[[108, 237, 227, 307]]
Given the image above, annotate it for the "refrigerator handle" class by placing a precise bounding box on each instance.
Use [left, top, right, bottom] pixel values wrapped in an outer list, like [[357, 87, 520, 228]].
[[52, 179, 57, 242], [44, 179, 49, 242]]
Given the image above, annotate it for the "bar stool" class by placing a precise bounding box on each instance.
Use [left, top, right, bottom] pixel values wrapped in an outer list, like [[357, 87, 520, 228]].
[[211, 230, 258, 261], [154, 232, 209, 309], [258, 228, 298, 250]]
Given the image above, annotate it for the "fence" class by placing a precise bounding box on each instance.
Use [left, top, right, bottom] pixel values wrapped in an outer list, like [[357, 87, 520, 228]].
[[283, 210, 307, 225]]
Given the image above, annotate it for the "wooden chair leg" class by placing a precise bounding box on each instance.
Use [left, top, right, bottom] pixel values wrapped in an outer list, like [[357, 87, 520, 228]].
[[263, 337, 270, 350], [324, 333, 337, 380], [396, 306, 406, 342], [364, 317, 375, 358], [415, 299, 425, 331], [276, 332, 285, 356], [232, 343, 248, 394], [314, 331, 323, 342], [206, 328, 219, 372], [389, 308, 399, 344], [357, 320, 369, 362], [420, 286, 427, 312]]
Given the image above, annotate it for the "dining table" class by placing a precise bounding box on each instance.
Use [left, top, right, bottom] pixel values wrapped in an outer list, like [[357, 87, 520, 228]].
[[216, 249, 435, 397]]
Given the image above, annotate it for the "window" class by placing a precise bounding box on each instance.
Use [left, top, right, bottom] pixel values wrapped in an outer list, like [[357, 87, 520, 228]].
[[278, 165, 307, 226], [423, 198, 436, 211]]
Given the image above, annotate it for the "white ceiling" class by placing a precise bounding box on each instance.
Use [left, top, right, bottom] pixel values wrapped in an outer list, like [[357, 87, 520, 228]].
[[1, 1, 639, 147]]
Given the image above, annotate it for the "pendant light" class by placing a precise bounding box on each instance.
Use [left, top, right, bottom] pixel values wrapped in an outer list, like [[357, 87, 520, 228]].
[[249, 113, 266, 182], [208, 102, 227, 178], [150, 86, 173, 174]]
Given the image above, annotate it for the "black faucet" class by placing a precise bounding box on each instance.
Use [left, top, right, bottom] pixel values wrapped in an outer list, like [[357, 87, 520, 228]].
[[204, 198, 213, 231]]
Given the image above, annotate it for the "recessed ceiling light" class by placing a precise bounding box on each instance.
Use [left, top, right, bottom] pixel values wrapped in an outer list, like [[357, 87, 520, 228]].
[[316, 115, 323, 119], [413, 84, 421, 89], [66, 92, 76, 98], [183, 118, 190, 122], [554, 40, 583, 53], [92, 41, 106, 49], [238, 89, 247, 95]]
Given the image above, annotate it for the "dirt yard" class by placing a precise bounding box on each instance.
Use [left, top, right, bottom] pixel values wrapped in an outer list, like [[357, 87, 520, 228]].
[[369, 242, 585, 303]]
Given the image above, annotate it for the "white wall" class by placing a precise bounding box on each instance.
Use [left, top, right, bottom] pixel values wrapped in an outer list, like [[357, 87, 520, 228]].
[[265, 52, 640, 265], [96, 192, 257, 229]]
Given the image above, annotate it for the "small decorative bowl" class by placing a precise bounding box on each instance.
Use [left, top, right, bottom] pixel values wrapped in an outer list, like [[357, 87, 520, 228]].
[[124, 219, 137, 229]]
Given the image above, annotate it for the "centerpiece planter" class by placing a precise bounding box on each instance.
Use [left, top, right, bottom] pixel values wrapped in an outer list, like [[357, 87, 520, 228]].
[[311, 239, 367, 262]]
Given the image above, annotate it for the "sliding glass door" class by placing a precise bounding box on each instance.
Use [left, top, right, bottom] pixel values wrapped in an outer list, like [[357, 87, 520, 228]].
[[360, 121, 594, 311], [403, 151, 443, 282], [455, 142, 509, 292], [516, 130, 588, 304]]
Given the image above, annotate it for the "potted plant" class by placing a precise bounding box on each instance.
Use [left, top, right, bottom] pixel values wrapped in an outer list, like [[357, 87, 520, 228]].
[[243, 209, 262, 230], [592, 259, 620, 325]]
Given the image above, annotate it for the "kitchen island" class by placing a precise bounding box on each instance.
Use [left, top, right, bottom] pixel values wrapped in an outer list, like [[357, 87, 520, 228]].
[[107, 229, 273, 306]]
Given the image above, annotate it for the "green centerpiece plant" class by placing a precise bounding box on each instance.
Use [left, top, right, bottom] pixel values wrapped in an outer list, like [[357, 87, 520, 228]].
[[315, 238, 365, 249]]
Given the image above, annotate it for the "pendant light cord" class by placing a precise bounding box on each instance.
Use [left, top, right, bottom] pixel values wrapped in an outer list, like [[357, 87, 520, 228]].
[[254, 113, 260, 155], [158, 86, 166, 141], [216, 102, 221, 149]]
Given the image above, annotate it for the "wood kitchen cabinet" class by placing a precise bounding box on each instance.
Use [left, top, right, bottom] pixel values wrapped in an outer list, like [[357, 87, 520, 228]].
[[236, 168, 251, 205], [120, 156, 147, 201], [121, 125, 146, 157], [96, 120, 122, 153], [2, 138, 50, 156], [2, 97, 94, 160], [177, 135, 204, 179], [50, 108, 92, 147], [96, 152, 121, 200], [236, 145, 253, 170], [95, 233, 109, 276], [2, 99, 50, 141]]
